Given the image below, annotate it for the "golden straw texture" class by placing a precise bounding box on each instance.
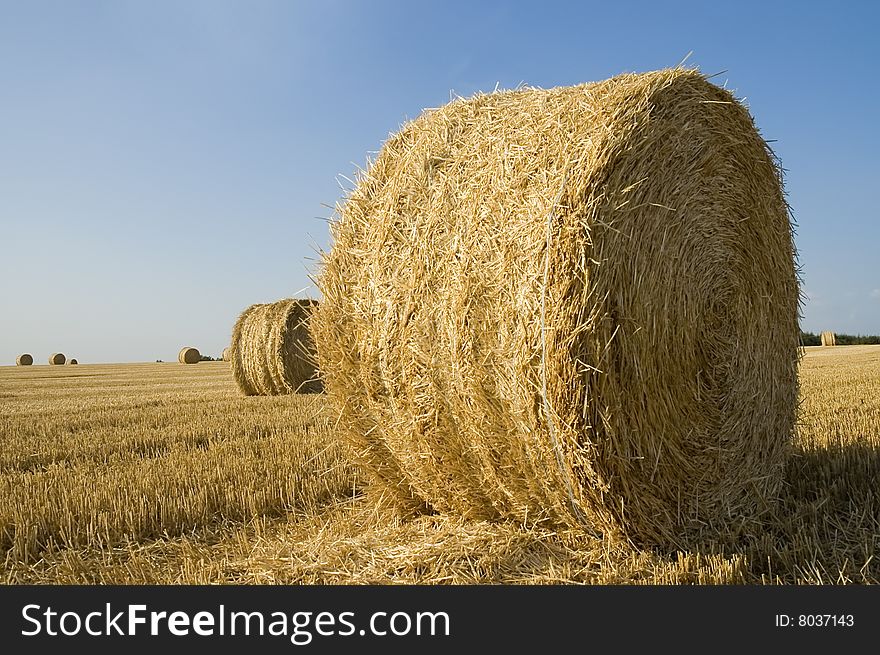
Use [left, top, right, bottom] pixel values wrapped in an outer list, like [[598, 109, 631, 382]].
[[178, 347, 200, 364], [15, 354, 33, 366], [230, 299, 322, 396], [48, 353, 66, 366], [313, 68, 800, 546]]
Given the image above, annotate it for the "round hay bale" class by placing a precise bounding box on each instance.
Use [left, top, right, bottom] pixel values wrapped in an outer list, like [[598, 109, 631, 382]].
[[230, 299, 322, 396], [16, 354, 33, 366], [68, 359, 78, 365], [48, 353, 66, 365], [178, 347, 201, 364], [222, 347, 231, 362], [820, 331, 836, 347], [313, 68, 800, 546]]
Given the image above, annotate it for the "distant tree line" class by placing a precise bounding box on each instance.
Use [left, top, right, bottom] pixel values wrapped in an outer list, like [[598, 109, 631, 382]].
[[800, 331, 880, 346]]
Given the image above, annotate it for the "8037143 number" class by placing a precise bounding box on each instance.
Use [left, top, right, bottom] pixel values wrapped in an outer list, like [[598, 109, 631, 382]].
[[798, 614, 854, 627]]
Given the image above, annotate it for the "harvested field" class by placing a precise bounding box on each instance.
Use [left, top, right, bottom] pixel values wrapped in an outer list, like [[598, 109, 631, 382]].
[[1, 346, 878, 584]]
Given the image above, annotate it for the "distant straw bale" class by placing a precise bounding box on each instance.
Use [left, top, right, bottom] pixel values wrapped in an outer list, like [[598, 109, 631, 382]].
[[178, 347, 200, 364], [230, 299, 322, 396], [313, 68, 800, 546], [820, 331, 836, 347], [222, 347, 231, 362], [16, 354, 33, 366], [68, 359, 78, 365], [48, 353, 66, 365]]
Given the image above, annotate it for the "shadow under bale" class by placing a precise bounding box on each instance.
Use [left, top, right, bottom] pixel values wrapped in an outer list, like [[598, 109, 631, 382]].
[[658, 438, 880, 583]]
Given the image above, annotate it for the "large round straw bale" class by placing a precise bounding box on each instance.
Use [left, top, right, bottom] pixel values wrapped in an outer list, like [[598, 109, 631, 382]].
[[222, 347, 231, 362], [820, 331, 836, 347], [178, 347, 200, 364], [313, 68, 800, 546], [68, 359, 78, 365], [16, 354, 33, 366], [230, 299, 322, 396], [48, 353, 66, 365]]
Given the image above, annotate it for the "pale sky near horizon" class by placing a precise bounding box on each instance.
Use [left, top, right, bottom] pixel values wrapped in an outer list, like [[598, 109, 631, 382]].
[[2, 0, 878, 364]]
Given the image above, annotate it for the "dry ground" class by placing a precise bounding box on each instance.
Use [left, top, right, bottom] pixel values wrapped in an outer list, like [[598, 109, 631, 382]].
[[2, 345, 878, 584]]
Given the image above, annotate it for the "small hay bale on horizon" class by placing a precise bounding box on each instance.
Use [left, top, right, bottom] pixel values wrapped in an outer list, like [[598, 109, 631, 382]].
[[178, 347, 201, 364], [68, 359, 78, 365], [16, 354, 33, 366], [820, 331, 836, 347], [48, 353, 66, 365], [222, 347, 231, 362], [230, 299, 322, 396], [313, 67, 800, 547]]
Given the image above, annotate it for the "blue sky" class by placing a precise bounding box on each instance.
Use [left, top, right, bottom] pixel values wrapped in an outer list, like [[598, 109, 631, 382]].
[[1, 0, 878, 364]]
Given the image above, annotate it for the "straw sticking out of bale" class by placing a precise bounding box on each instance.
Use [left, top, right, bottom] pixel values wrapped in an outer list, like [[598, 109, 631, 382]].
[[16, 354, 33, 366], [230, 299, 322, 396], [48, 353, 66, 366], [820, 331, 836, 347], [178, 347, 200, 364], [313, 67, 800, 546]]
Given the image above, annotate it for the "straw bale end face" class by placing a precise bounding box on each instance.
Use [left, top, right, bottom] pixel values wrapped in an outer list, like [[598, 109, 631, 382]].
[[314, 67, 800, 546], [178, 347, 201, 364], [68, 359, 78, 365], [48, 353, 66, 365], [16, 354, 33, 366]]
